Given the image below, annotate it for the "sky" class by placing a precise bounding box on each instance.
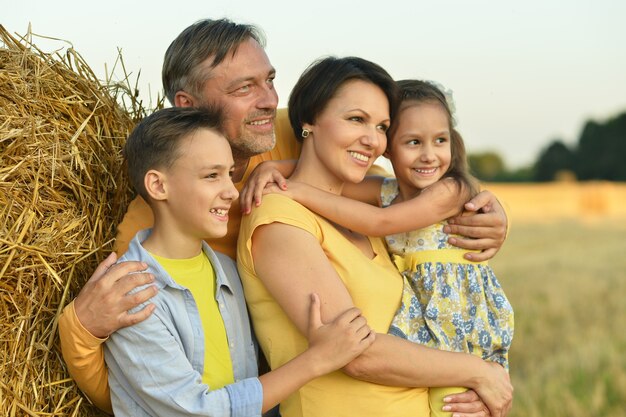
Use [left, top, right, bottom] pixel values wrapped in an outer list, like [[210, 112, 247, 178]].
[[5, 0, 626, 169]]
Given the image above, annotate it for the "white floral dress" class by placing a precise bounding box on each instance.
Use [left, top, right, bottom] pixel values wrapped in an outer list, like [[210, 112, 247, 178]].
[[382, 178, 514, 367]]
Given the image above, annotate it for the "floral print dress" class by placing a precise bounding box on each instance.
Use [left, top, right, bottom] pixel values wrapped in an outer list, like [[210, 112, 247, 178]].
[[382, 178, 514, 367]]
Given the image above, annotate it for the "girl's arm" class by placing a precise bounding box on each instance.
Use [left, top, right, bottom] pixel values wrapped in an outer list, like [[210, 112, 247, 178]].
[[240, 162, 386, 214], [277, 178, 469, 237], [251, 222, 512, 417]]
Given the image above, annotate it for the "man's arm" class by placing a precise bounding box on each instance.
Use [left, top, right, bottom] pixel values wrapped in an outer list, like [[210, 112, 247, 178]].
[[445, 190, 508, 262], [58, 253, 157, 412], [58, 301, 112, 414]]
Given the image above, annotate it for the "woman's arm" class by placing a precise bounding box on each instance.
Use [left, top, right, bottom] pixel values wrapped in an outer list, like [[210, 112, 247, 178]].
[[274, 178, 468, 237], [250, 222, 512, 417]]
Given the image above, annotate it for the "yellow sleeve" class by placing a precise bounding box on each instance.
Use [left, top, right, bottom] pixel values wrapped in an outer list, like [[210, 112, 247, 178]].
[[271, 107, 301, 161], [113, 196, 154, 257], [58, 301, 113, 414]]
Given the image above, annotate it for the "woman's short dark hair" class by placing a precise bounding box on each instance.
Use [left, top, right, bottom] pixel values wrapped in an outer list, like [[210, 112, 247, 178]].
[[288, 56, 399, 141]]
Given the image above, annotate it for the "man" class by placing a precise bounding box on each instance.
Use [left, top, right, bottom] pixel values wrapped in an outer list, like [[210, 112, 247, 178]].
[[58, 18, 508, 415]]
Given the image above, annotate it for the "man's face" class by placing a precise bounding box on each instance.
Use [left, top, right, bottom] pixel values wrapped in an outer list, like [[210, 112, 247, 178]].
[[195, 38, 278, 160]]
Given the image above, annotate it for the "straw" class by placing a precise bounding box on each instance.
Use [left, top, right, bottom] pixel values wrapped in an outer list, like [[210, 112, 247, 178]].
[[0, 25, 156, 416]]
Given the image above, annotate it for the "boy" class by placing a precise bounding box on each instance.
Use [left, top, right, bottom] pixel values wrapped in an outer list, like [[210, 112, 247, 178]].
[[104, 106, 375, 416]]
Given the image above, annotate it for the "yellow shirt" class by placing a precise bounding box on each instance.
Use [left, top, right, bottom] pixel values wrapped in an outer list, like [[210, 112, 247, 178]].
[[152, 252, 234, 389], [114, 108, 301, 259], [237, 194, 429, 417]]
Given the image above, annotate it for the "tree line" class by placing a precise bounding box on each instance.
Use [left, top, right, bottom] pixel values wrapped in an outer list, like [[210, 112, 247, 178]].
[[468, 111, 626, 182]]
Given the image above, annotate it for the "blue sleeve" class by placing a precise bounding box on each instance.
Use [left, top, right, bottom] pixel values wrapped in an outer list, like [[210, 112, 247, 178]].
[[104, 308, 263, 417]]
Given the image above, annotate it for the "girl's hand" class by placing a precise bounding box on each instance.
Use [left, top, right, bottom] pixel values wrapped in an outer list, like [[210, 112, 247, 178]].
[[262, 180, 310, 202], [306, 294, 376, 375], [240, 162, 288, 214], [444, 190, 508, 261]]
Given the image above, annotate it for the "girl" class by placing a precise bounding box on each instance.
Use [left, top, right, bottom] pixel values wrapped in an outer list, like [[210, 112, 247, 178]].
[[251, 79, 514, 417]]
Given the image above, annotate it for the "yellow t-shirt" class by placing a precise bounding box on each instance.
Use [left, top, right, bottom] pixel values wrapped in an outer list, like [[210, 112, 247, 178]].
[[237, 194, 429, 417], [114, 108, 301, 259], [151, 252, 234, 389]]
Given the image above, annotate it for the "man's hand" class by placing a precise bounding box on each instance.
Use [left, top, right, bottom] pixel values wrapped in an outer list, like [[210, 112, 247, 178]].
[[444, 190, 508, 262], [73, 253, 157, 338]]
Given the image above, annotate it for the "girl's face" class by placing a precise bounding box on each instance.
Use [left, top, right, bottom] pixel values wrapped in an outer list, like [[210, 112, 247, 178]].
[[303, 79, 389, 186], [386, 101, 452, 194]]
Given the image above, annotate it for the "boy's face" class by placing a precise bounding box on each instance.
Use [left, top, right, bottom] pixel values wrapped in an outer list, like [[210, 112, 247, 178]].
[[163, 129, 239, 240]]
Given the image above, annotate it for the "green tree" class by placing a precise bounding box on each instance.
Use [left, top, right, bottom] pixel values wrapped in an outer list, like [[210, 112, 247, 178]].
[[534, 140, 575, 181], [576, 114, 626, 180], [468, 152, 506, 181]]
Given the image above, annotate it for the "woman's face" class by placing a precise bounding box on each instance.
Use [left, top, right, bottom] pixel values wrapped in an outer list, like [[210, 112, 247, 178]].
[[303, 79, 390, 185]]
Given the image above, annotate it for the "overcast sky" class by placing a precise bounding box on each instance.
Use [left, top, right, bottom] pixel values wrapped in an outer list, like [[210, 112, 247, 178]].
[[5, 0, 626, 169]]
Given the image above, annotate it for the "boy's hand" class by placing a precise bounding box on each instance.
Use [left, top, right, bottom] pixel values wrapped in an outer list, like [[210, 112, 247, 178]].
[[74, 253, 157, 338], [306, 294, 376, 375], [444, 190, 507, 262], [240, 162, 288, 214]]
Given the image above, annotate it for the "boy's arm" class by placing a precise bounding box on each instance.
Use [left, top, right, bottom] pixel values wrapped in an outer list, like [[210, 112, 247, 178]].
[[277, 179, 468, 237], [105, 308, 263, 417], [258, 294, 375, 412], [105, 294, 373, 416]]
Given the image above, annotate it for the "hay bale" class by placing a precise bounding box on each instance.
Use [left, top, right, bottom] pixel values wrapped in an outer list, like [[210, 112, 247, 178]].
[[0, 25, 149, 416]]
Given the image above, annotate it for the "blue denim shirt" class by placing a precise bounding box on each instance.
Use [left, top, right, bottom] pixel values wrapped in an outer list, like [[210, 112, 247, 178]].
[[104, 229, 262, 417]]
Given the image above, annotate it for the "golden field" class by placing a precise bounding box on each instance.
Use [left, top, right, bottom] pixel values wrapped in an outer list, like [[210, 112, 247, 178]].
[[487, 181, 626, 417]]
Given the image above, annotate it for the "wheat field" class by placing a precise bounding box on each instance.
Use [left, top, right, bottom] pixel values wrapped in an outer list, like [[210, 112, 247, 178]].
[[488, 182, 626, 417]]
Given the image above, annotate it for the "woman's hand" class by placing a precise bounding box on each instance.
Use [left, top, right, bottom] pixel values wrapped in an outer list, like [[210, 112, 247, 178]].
[[73, 253, 157, 338], [441, 389, 492, 417], [470, 362, 513, 417], [445, 190, 508, 262]]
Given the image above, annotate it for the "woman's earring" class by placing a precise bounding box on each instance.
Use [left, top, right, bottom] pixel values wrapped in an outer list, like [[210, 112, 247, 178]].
[[301, 128, 310, 139]]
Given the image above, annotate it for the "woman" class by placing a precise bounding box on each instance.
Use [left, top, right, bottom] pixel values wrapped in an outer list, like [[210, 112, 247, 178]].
[[237, 57, 512, 417]]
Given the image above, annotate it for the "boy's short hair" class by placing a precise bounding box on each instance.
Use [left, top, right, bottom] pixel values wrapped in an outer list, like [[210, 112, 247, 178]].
[[124, 106, 224, 201]]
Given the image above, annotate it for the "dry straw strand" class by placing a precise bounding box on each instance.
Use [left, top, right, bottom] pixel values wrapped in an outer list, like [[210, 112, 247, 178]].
[[1, 24, 155, 416]]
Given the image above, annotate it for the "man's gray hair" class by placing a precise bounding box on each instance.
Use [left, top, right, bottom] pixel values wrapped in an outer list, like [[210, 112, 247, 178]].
[[162, 18, 266, 105]]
